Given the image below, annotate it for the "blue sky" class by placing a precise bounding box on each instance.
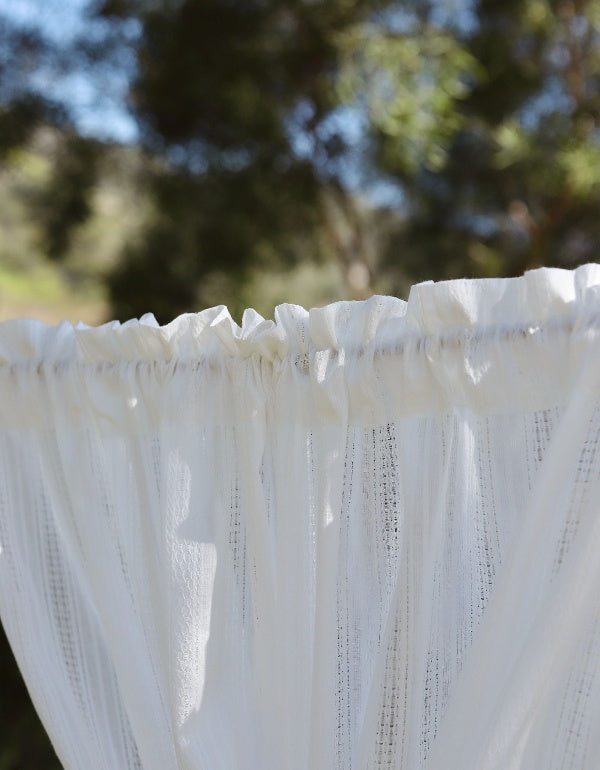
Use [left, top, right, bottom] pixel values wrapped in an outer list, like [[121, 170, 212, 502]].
[[0, 0, 140, 142]]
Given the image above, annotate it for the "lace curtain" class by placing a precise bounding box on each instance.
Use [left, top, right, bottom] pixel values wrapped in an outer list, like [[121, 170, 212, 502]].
[[1, 264, 600, 769]]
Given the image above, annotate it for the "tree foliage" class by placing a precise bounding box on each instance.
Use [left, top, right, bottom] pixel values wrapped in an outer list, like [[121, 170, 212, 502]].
[[96, 0, 396, 321], [371, 0, 600, 290], [3, 0, 600, 321]]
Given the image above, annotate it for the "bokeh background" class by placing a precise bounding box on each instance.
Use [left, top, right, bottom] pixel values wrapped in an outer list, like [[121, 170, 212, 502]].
[[1, 0, 599, 765]]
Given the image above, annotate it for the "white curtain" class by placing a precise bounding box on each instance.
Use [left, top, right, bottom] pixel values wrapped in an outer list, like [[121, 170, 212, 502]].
[[1, 264, 600, 769]]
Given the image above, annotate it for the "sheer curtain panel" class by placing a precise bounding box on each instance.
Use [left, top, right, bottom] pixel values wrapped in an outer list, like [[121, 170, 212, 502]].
[[1, 264, 600, 769]]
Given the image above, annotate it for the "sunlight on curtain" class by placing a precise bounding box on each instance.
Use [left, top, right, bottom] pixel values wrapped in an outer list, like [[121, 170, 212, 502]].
[[1, 264, 600, 769]]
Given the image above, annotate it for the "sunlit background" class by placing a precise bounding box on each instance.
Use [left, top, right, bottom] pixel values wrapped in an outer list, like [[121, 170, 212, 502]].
[[1, 0, 600, 765]]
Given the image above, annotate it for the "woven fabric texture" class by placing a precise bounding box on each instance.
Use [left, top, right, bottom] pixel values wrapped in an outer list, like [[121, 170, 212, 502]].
[[1, 264, 600, 769]]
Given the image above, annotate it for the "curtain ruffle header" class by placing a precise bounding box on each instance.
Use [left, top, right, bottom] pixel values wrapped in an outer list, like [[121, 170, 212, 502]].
[[2, 263, 600, 365]]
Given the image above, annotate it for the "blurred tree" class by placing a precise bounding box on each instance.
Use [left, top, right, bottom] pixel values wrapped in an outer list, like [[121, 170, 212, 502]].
[[34, 132, 102, 260], [93, 0, 399, 321], [0, 16, 65, 154], [364, 0, 600, 292], [63, 0, 600, 318], [3, 1, 600, 318]]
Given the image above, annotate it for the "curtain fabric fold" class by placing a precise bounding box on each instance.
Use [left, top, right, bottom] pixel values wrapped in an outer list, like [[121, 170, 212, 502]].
[[1, 264, 600, 769]]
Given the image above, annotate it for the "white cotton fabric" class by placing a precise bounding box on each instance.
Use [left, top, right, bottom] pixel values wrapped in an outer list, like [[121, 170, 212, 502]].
[[1, 264, 600, 769]]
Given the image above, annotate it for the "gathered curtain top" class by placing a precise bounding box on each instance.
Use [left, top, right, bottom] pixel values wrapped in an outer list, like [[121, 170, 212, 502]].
[[2, 263, 600, 365]]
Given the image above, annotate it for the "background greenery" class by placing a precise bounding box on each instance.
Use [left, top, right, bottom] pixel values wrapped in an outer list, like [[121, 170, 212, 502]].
[[1, 0, 599, 766]]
